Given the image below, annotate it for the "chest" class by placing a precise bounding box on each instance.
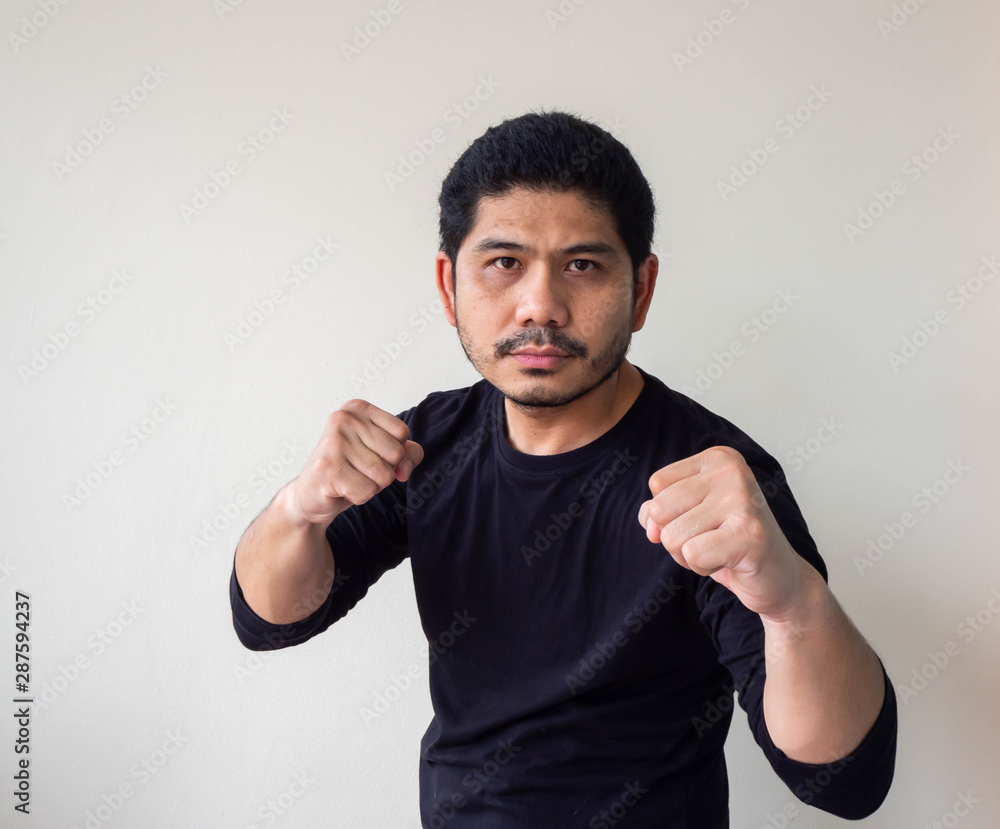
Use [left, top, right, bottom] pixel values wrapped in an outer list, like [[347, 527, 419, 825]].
[[405, 451, 708, 679]]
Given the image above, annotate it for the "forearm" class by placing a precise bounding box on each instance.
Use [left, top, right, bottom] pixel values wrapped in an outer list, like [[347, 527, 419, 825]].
[[234, 482, 339, 625], [759, 561, 886, 764]]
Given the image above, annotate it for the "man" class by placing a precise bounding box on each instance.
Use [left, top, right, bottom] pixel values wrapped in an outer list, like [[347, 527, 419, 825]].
[[230, 110, 897, 827]]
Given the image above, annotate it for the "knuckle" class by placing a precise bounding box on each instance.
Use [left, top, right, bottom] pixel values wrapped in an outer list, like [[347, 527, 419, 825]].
[[329, 458, 352, 486], [312, 455, 334, 481], [324, 429, 347, 454], [708, 445, 737, 464], [743, 518, 767, 545], [647, 501, 663, 524], [326, 409, 351, 433], [386, 442, 406, 467], [684, 535, 705, 560], [370, 461, 394, 488]]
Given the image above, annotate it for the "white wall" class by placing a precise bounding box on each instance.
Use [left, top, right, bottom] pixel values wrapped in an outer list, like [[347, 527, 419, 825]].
[[2, 0, 998, 826]]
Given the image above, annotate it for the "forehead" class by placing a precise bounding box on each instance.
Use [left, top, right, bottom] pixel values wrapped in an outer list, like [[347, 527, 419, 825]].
[[462, 186, 622, 254]]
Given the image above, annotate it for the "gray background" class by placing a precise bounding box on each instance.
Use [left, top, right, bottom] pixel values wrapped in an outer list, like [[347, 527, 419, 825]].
[[2, 0, 998, 826]]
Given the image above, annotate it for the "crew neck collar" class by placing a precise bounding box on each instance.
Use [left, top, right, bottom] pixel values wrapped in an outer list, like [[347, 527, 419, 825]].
[[492, 364, 654, 474]]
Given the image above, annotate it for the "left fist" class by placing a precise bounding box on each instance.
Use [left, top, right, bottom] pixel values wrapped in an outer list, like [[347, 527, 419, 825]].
[[637, 445, 808, 621]]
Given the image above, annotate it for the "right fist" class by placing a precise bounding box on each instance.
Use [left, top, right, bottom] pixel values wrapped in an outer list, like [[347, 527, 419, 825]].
[[286, 399, 423, 525]]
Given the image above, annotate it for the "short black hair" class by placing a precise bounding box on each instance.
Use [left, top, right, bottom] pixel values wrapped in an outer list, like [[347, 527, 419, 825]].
[[437, 109, 656, 288]]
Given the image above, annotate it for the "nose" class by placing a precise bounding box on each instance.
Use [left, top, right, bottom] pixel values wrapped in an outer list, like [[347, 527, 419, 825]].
[[515, 261, 569, 330]]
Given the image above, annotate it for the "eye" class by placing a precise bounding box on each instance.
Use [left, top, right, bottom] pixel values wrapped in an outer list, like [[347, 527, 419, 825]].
[[569, 259, 599, 272], [491, 256, 519, 270]]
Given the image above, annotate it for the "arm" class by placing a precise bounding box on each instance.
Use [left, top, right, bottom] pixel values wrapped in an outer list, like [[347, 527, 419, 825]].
[[641, 444, 897, 817], [229, 399, 421, 649], [759, 562, 885, 764], [234, 481, 340, 625]]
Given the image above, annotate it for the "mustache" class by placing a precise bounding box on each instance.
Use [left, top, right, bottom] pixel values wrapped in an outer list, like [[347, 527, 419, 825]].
[[495, 329, 587, 358]]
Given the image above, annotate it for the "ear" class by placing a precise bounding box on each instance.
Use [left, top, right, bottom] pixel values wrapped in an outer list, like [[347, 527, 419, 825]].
[[435, 251, 458, 328], [631, 253, 659, 332]]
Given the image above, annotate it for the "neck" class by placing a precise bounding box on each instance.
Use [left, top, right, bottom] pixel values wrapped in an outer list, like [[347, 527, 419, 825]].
[[503, 361, 644, 455]]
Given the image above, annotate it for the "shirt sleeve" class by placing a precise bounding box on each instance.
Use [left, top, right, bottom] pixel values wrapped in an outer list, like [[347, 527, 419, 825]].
[[694, 449, 898, 820], [229, 407, 414, 651]]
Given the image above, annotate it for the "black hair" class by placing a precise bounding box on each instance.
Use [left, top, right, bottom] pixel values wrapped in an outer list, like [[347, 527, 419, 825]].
[[437, 109, 656, 289]]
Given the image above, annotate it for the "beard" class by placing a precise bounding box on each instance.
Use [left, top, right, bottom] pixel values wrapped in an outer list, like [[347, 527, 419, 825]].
[[454, 283, 637, 412]]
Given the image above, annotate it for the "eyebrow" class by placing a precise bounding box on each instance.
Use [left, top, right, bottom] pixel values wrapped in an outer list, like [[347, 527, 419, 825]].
[[470, 237, 621, 261]]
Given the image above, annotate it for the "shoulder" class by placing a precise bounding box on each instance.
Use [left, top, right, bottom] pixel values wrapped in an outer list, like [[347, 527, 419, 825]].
[[637, 366, 772, 464], [639, 367, 826, 573], [393, 376, 498, 444]]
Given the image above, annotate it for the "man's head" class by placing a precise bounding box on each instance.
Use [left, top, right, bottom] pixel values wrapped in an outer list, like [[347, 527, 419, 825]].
[[437, 110, 656, 292], [434, 110, 659, 410]]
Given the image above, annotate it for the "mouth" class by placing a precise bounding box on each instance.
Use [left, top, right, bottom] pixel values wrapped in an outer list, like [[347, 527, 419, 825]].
[[508, 348, 570, 369]]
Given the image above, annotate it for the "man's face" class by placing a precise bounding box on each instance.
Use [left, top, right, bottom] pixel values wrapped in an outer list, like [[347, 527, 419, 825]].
[[435, 186, 656, 409]]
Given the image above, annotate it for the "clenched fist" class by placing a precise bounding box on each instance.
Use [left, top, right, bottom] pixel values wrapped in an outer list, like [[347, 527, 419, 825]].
[[286, 399, 423, 526]]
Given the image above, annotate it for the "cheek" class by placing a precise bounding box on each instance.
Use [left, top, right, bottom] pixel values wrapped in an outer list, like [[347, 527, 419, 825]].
[[576, 300, 623, 340], [461, 279, 509, 315], [457, 296, 505, 337], [459, 275, 502, 307]]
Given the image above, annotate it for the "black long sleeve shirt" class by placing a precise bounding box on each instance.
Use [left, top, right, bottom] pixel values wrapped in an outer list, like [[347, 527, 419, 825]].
[[230, 364, 897, 827]]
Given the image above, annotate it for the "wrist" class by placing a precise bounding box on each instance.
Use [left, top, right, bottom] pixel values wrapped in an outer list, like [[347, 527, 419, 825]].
[[759, 560, 831, 641], [275, 481, 321, 530]]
